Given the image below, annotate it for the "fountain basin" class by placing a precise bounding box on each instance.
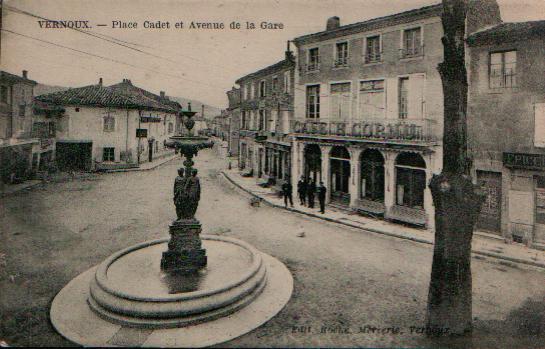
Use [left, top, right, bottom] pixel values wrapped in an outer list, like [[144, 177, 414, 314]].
[[88, 235, 267, 329]]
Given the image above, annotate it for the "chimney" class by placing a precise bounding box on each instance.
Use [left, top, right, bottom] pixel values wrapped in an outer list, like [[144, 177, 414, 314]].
[[326, 16, 340, 31], [160, 91, 165, 98], [285, 41, 294, 61], [98, 77, 103, 86], [22, 70, 28, 79], [188, 102, 192, 111]]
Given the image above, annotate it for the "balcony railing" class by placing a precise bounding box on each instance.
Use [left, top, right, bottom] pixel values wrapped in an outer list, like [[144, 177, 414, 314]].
[[333, 58, 348, 67], [291, 117, 437, 142], [399, 45, 424, 59], [364, 52, 382, 64]]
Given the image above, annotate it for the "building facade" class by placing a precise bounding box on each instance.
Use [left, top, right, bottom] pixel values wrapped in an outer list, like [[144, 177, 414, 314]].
[[36, 78, 181, 171], [290, 2, 500, 230], [226, 87, 241, 156], [0, 70, 40, 183], [467, 21, 545, 248], [236, 49, 295, 190]]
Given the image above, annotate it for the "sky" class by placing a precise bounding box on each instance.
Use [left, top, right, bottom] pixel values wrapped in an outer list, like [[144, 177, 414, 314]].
[[1, 0, 544, 109]]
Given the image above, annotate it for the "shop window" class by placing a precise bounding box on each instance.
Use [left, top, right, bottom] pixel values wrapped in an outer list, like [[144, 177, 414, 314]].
[[103, 147, 115, 162], [490, 50, 516, 89], [395, 152, 426, 208], [536, 176, 545, 225]]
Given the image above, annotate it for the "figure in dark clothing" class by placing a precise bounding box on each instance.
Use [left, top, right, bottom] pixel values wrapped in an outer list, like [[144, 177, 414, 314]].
[[297, 176, 307, 205], [307, 179, 316, 208], [317, 181, 327, 214], [282, 180, 294, 208]]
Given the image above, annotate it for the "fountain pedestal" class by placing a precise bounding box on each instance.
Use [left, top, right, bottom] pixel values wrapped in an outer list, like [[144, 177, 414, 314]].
[[161, 219, 207, 273]]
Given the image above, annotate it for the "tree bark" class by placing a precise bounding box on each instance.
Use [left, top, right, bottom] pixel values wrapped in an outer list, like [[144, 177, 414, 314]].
[[426, 0, 486, 336]]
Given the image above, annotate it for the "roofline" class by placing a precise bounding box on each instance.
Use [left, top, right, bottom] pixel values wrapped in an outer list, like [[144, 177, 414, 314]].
[[235, 57, 295, 84], [467, 20, 545, 47], [293, 3, 442, 45], [0, 71, 38, 85]]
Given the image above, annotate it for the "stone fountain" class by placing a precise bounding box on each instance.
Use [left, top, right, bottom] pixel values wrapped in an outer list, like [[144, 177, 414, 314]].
[[50, 105, 293, 347]]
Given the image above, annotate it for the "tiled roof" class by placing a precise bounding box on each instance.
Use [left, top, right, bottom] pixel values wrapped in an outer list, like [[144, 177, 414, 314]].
[[293, 3, 442, 45], [109, 81, 182, 111], [467, 21, 545, 46], [0, 71, 37, 85], [35, 82, 180, 113]]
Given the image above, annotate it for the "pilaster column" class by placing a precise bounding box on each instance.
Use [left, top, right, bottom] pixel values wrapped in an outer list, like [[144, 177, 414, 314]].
[[349, 148, 363, 208], [291, 141, 301, 191], [320, 145, 332, 203], [424, 154, 436, 232], [383, 151, 397, 218]]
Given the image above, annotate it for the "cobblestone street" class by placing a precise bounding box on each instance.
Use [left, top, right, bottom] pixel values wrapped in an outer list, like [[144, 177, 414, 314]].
[[1, 149, 544, 348]]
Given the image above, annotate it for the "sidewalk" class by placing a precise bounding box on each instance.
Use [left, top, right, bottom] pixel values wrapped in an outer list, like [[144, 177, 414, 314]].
[[221, 167, 545, 270]]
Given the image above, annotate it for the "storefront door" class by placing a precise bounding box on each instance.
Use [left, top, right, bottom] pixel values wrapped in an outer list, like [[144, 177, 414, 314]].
[[476, 171, 502, 233]]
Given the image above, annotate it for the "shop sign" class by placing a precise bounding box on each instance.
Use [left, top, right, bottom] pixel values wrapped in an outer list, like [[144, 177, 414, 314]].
[[503, 152, 545, 170], [292, 120, 427, 141]]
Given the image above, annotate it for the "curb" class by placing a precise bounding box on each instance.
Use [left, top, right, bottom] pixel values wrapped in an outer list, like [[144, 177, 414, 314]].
[[0, 181, 42, 198], [102, 155, 178, 173], [220, 171, 545, 270]]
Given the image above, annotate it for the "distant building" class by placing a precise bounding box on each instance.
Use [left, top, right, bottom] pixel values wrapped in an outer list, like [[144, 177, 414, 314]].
[[467, 20, 545, 248], [35, 78, 181, 171], [226, 86, 241, 156], [0, 70, 40, 183], [236, 47, 295, 189]]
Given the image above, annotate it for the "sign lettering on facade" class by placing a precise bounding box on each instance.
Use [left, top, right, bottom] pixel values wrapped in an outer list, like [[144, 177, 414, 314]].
[[503, 152, 545, 170], [292, 120, 427, 141]]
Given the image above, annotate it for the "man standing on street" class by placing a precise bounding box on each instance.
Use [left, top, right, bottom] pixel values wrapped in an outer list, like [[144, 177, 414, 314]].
[[317, 181, 327, 214], [282, 178, 294, 208], [307, 179, 316, 208], [297, 176, 307, 206]]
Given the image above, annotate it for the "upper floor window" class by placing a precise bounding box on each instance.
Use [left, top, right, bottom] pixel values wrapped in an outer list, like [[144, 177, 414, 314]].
[[258, 109, 266, 130], [251, 83, 255, 98], [283, 71, 291, 93], [272, 76, 278, 92], [365, 36, 381, 63], [168, 122, 174, 134], [1, 86, 8, 104], [330, 82, 351, 119], [398, 78, 409, 119], [308, 47, 320, 71], [490, 50, 517, 89], [359, 80, 385, 119], [306, 85, 320, 118], [259, 80, 266, 97], [402, 27, 422, 58], [18, 104, 26, 117], [103, 115, 115, 132], [334, 42, 349, 67]]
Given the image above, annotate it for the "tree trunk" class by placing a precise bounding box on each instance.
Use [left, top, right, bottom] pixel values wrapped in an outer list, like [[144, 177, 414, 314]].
[[426, 0, 486, 336]]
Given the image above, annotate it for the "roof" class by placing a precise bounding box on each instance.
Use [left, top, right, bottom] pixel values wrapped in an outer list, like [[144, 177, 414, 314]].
[[294, 3, 442, 45], [0, 71, 37, 85], [467, 21, 545, 46], [235, 54, 295, 84], [35, 81, 181, 113]]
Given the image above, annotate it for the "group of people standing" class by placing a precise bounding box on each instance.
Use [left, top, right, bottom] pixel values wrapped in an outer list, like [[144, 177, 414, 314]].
[[281, 176, 327, 214]]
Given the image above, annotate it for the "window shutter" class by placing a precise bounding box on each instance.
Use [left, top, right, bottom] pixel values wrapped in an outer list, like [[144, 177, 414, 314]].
[[408, 73, 425, 119], [535, 103, 545, 147], [385, 78, 398, 119]]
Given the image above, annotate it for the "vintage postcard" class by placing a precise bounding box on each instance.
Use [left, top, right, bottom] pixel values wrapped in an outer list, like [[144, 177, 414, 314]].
[[1, 0, 544, 347]]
